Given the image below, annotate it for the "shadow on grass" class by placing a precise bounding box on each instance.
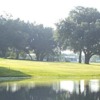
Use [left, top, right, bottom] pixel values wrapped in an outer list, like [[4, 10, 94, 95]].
[[0, 67, 31, 82], [0, 67, 31, 77]]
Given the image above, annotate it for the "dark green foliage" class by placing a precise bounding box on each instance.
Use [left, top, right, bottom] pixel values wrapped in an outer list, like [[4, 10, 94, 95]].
[[56, 6, 100, 64], [0, 18, 29, 59], [0, 15, 56, 61], [28, 24, 57, 61]]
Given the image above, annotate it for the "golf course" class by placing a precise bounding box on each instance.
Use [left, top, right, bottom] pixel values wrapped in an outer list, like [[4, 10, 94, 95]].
[[0, 58, 100, 79]]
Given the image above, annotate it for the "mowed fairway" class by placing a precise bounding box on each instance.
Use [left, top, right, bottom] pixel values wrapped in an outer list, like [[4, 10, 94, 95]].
[[0, 58, 100, 79]]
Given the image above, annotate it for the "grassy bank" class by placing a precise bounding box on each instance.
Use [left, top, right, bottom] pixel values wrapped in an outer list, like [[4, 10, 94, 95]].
[[0, 58, 100, 79]]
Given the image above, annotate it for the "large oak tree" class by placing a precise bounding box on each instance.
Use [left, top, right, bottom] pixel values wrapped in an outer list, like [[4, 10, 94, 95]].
[[56, 6, 100, 64]]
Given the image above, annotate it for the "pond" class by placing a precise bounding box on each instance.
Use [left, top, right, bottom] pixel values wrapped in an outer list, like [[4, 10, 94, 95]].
[[0, 79, 100, 100]]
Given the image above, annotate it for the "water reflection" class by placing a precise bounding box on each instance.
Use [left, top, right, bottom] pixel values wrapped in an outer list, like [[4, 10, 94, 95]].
[[0, 79, 100, 100]]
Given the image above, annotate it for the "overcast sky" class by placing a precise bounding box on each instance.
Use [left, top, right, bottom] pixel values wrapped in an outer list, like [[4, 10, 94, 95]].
[[0, 0, 100, 28]]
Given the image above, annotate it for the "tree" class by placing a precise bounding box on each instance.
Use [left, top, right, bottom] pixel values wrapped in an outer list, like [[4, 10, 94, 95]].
[[0, 15, 29, 59], [0, 15, 56, 60], [56, 6, 100, 64], [4, 18, 29, 59], [28, 24, 56, 61], [0, 17, 11, 58]]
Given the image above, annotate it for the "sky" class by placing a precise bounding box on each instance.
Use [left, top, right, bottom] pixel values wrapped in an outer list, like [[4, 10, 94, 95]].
[[0, 0, 100, 28]]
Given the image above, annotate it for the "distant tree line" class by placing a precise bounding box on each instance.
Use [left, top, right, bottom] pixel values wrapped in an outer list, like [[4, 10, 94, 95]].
[[0, 16, 57, 61], [0, 6, 100, 64]]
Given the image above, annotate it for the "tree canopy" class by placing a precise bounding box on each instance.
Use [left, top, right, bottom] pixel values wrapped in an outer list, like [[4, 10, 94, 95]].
[[0, 16, 57, 61], [55, 6, 100, 64]]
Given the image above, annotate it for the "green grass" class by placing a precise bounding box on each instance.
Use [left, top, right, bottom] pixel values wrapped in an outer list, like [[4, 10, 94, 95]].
[[0, 58, 100, 79]]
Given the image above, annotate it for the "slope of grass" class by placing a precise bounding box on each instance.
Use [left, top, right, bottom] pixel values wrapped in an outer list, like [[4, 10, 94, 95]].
[[0, 58, 100, 79]]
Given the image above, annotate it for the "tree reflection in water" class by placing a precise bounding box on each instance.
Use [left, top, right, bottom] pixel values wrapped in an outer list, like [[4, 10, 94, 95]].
[[0, 79, 100, 100]]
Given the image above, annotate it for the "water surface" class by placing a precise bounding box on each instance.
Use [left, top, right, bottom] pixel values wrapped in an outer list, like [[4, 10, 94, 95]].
[[0, 79, 100, 100]]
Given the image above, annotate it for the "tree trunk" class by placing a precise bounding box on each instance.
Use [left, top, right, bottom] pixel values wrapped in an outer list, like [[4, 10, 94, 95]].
[[1, 49, 7, 58], [36, 52, 45, 61], [24, 49, 33, 60], [16, 50, 20, 59], [40, 56, 44, 61], [36, 53, 40, 61], [40, 54, 45, 61], [84, 54, 90, 64], [79, 50, 82, 63], [28, 53, 33, 60]]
